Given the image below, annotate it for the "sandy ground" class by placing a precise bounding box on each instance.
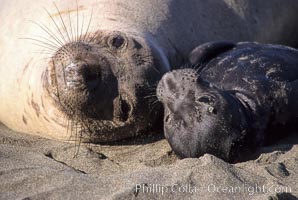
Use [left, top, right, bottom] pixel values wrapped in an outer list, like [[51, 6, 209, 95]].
[[0, 122, 297, 200]]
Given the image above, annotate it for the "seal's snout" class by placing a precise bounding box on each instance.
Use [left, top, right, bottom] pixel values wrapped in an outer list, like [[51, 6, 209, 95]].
[[65, 62, 101, 91], [49, 42, 120, 119]]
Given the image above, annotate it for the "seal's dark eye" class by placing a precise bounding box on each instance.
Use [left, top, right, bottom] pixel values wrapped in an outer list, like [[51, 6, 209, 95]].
[[197, 96, 210, 103], [111, 35, 125, 48]]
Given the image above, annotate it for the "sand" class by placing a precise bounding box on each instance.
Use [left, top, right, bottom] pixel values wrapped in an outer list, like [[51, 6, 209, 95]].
[[0, 122, 297, 200]]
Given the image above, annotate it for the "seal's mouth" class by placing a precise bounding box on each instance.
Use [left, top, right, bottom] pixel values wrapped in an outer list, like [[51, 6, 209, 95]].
[[113, 95, 133, 123], [119, 98, 132, 122]]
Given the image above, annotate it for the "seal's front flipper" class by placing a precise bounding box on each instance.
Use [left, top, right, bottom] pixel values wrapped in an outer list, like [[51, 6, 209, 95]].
[[189, 41, 236, 66]]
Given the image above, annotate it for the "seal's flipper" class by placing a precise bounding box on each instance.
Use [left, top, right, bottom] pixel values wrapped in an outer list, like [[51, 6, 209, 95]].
[[189, 41, 236, 66]]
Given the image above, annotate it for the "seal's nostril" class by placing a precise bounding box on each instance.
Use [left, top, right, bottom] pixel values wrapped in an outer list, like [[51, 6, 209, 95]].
[[85, 73, 97, 81], [83, 67, 101, 82]]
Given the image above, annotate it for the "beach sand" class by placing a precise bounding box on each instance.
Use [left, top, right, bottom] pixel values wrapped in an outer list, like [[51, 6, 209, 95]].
[[0, 123, 297, 199]]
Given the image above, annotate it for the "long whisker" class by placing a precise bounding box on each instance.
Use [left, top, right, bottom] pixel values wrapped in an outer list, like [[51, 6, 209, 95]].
[[88, 31, 98, 43], [21, 37, 59, 51], [79, 13, 85, 42], [30, 34, 61, 48], [149, 99, 161, 116], [68, 7, 74, 43], [43, 7, 68, 45], [76, 0, 79, 42], [53, 3, 72, 44], [74, 119, 79, 158], [67, 117, 74, 142], [33, 53, 55, 57], [143, 94, 157, 99], [30, 21, 64, 47], [28, 42, 58, 52], [83, 8, 93, 42]]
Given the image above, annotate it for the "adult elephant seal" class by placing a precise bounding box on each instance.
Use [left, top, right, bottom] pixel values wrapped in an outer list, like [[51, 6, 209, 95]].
[[1, 0, 298, 143], [157, 41, 298, 162]]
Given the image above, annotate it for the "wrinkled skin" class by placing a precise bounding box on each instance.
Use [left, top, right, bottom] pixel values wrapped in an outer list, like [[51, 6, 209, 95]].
[[157, 42, 298, 162]]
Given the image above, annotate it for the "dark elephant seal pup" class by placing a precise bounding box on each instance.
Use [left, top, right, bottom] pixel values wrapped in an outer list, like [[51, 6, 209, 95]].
[[1, 0, 298, 143], [157, 42, 298, 162]]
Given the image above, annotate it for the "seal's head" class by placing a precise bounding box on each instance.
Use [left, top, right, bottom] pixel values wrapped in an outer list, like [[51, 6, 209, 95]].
[[45, 30, 168, 142], [157, 69, 254, 162]]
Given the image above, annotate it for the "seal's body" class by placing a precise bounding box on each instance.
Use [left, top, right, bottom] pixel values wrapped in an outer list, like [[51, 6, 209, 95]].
[[157, 42, 298, 162], [1, 0, 298, 142]]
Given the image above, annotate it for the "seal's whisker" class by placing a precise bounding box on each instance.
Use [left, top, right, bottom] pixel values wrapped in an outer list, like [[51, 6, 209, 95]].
[[152, 66, 161, 74], [21, 37, 59, 51], [149, 99, 161, 116], [32, 51, 57, 57], [146, 91, 159, 100], [195, 64, 204, 74], [29, 43, 58, 52], [70, 117, 76, 142], [151, 99, 160, 106], [32, 49, 56, 54], [30, 21, 64, 47], [76, 0, 79, 43], [30, 34, 61, 49], [88, 31, 98, 43], [32, 52, 53, 58], [34, 55, 55, 61], [59, 112, 71, 142], [83, 8, 93, 42], [66, 116, 71, 139], [143, 94, 157, 99], [73, 123, 80, 158], [43, 7, 68, 45], [35, 49, 58, 54], [66, 118, 73, 142], [53, 3, 72, 44], [67, 7, 74, 43], [72, 114, 79, 153], [79, 13, 85, 42], [74, 123, 82, 158]]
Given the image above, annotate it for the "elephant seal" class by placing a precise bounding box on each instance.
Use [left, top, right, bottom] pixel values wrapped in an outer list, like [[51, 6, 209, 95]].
[[1, 0, 298, 142], [157, 42, 298, 162]]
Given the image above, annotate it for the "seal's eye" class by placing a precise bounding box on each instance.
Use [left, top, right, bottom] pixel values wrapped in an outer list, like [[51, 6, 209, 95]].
[[111, 35, 125, 48], [197, 96, 210, 103]]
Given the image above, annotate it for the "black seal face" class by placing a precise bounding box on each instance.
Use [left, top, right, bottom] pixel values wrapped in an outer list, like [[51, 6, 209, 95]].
[[157, 41, 298, 162], [157, 69, 252, 161], [45, 31, 168, 142]]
